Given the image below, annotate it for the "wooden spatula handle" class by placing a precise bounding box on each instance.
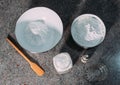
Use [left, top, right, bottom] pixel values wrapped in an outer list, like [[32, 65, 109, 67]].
[[6, 38, 45, 76]]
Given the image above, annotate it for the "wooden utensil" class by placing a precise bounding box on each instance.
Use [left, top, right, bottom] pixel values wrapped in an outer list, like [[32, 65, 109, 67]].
[[6, 35, 45, 76]]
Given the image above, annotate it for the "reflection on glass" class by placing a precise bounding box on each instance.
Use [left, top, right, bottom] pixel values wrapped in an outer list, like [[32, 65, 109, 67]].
[[84, 64, 108, 82]]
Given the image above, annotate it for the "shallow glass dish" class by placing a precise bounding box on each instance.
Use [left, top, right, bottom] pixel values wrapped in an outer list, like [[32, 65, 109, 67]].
[[71, 14, 106, 48], [15, 7, 63, 53]]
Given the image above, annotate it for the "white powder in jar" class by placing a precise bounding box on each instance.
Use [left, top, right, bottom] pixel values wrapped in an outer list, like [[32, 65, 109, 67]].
[[71, 14, 106, 48]]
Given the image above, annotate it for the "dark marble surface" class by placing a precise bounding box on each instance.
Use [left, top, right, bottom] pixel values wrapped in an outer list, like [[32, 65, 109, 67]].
[[0, 0, 120, 85]]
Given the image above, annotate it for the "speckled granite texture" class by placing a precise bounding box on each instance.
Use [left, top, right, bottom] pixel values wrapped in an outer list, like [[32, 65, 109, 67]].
[[0, 0, 120, 85]]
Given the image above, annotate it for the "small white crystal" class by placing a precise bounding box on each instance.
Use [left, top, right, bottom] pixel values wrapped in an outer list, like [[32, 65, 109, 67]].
[[53, 53, 73, 74]]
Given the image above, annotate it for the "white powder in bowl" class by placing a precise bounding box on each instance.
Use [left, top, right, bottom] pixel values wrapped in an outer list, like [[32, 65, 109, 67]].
[[16, 20, 62, 53], [71, 14, 106, 48], [25, 20, 48, 46], [15, 7, 63, 53]]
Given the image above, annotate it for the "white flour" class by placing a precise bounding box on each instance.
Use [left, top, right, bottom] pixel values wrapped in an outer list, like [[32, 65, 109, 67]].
[[85, 23, 102, 41], [25, 21, 48, 46], [22, 20, 62, 52], [71, 14, 106, 48]]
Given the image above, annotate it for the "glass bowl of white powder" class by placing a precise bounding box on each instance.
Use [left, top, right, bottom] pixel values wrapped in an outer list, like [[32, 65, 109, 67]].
[[15, 7, 63, 53], [71, 14, 106, 48]]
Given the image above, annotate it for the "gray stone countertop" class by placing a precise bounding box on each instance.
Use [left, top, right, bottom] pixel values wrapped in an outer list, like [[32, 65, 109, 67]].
[[0, 0, 120, 85]]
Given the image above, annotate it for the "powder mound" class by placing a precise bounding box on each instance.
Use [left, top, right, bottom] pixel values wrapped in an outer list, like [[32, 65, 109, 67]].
[[25, 20, 48, 46]]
